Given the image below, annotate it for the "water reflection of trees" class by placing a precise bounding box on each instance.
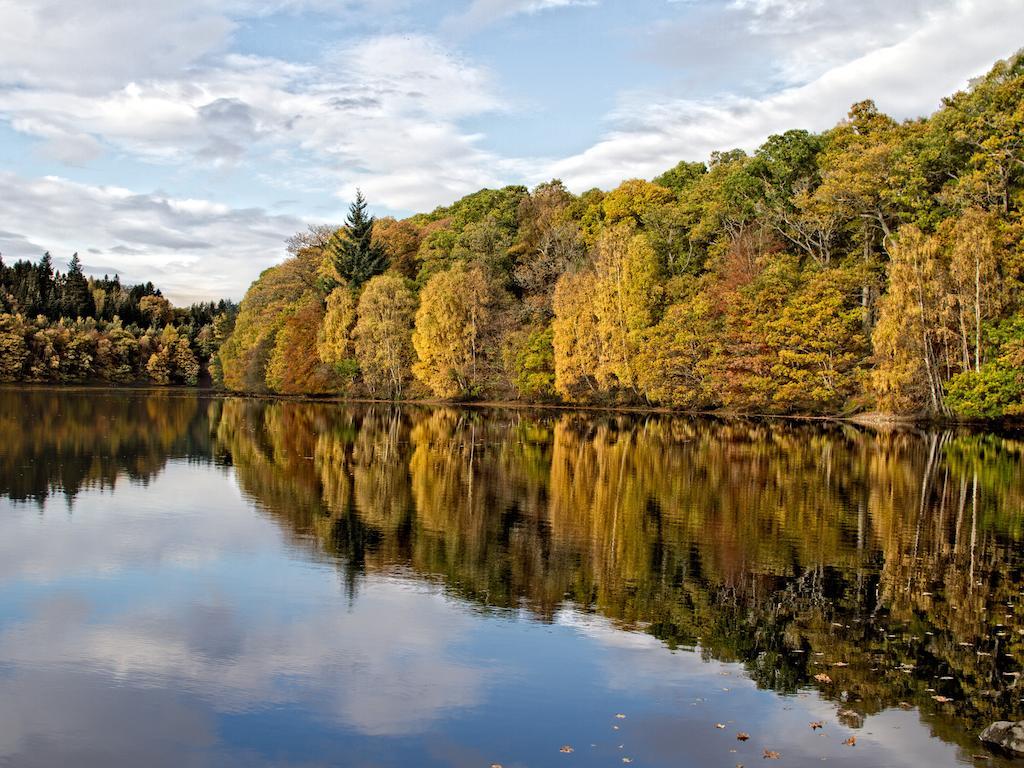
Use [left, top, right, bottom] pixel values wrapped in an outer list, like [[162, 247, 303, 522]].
[[0, 388, 210, 503], [210, 399, 1024, 752], [6, 391, 1022, 754]]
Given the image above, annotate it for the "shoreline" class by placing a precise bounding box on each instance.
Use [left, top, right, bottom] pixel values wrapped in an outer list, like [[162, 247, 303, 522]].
[[5, 382, 1019, 430]]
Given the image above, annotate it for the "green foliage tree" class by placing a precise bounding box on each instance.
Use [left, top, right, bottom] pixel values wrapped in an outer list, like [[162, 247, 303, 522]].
[[324, 190, 388, 289]]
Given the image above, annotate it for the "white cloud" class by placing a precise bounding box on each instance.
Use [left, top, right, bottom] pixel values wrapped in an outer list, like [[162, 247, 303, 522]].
[[0, 0, 235, 92], [442, 0, 597, 35], [0, 32, 513, 210], [0, 171, 304, 304], [546, 0, 1024, 190]]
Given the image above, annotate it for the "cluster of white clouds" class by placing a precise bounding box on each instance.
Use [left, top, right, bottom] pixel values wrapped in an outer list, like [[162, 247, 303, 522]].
[[0, 0, 1020, 302], [551, 0, 1024, 190], [0, 171, 304, 299]]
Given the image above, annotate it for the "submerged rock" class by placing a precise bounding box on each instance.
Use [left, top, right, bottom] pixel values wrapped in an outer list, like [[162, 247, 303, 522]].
[[980, 721, 1024, 754]]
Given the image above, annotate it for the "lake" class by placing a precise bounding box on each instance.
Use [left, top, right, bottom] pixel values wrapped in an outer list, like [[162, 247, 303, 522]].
[[1, 389, 1023, 767]]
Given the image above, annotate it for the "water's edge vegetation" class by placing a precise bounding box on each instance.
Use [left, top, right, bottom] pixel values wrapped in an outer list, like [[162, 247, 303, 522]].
[[1, 52, 1023, 422]]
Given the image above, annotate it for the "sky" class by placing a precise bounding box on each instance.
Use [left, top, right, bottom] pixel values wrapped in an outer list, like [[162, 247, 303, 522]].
[[0, 0, 1021, 303]]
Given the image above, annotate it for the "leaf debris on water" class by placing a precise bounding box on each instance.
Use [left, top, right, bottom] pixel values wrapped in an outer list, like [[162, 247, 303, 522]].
[[560, 745, 574, 753], [737, 732, 750, 741], [763, 749, 781, 759]]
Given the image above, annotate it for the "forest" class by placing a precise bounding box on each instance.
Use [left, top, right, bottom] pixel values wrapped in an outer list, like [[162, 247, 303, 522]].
[[1, 52, 1022, 419], [0, 252, 237, 385], [215, 53, 1024, 419]]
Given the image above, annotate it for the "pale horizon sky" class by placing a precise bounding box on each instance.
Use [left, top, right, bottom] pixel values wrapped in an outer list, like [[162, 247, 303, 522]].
[[0, 0, 1021, 304]]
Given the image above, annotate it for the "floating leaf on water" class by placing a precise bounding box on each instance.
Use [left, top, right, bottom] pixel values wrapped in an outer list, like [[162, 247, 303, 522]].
[[716, 723, 727, 729], [843, 736, 857, 747], [560, 745, 574, 754], [899, 702, 913, 710], [814, 673, 832, 684], [810, 721, 824, 730], [737, 732, 750, 741], [763, 749, 781, 759], [932, 695, 953, 703], [622, 759, 632, 764], [615, 713, 626, 719]]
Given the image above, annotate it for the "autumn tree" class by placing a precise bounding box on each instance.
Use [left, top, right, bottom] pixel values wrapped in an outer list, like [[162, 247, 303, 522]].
[[316, 286, 358, 377], [412, 262, 500, 399], [354, 273, 417, 398], [552, 269, 601, 400], [0, 314, 28, 382], [871, 226, 950, 415]]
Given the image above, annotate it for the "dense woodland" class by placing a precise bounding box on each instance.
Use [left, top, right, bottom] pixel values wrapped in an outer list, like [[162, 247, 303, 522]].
[[216, 53, 1024, 419], [0, 252, 237, 385]]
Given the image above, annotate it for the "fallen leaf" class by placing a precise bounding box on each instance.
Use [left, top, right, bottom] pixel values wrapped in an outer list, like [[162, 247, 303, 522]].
[[932, 695, 953, 703], [622, 759, 633, 764], [763, 749, 781, 759], [843, 736, 857, 747], [814, 673, 832, 684], [737, 732, 750, 741], [716, 723, 726, 729], [560, 745, 574, 754], [810, 721, 823, 730], [615, 713, 626, 719], [899, 702, 913, 710]]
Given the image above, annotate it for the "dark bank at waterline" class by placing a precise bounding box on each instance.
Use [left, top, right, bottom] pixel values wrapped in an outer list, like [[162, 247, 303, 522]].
[[1, 388, 1023, 767]]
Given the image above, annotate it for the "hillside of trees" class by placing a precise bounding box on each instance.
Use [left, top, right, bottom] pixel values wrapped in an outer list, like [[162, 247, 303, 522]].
[[216, 53, 1024, 420], [0, 253, 237, 385]]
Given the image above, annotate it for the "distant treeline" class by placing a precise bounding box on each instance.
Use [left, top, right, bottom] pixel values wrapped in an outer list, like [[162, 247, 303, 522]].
[[0, 252, 237, 385], [216, 52, 1024, 420]]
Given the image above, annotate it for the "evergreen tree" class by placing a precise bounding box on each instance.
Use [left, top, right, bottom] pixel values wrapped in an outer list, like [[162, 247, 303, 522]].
[[37, 252, 55, 316], [325, 190, 388, 288], [61, 253, 95, 319]]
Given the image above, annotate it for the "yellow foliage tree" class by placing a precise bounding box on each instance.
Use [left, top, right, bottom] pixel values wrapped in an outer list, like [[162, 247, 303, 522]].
[[412, 262, 498, 399], [317, 286, 357, 369], [354, 274, 417, 399]]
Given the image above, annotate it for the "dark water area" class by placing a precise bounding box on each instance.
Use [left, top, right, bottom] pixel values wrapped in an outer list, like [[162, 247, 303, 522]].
[[2, 389, 1024, 767]]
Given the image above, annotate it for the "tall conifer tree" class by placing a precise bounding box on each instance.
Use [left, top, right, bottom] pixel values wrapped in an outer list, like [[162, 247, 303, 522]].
[[325, 190, 388, 289]]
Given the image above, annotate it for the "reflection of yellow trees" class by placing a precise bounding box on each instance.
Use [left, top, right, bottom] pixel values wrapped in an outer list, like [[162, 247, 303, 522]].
[[0, 389, 206, 503], [210, 400, 1024, 750]]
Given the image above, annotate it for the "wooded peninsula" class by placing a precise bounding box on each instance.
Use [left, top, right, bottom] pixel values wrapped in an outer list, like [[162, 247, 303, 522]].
[[1, 53, 1022, 420]]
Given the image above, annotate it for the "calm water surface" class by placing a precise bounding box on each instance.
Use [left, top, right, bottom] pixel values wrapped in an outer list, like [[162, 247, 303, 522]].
[[2, 389, 1024, 767]]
